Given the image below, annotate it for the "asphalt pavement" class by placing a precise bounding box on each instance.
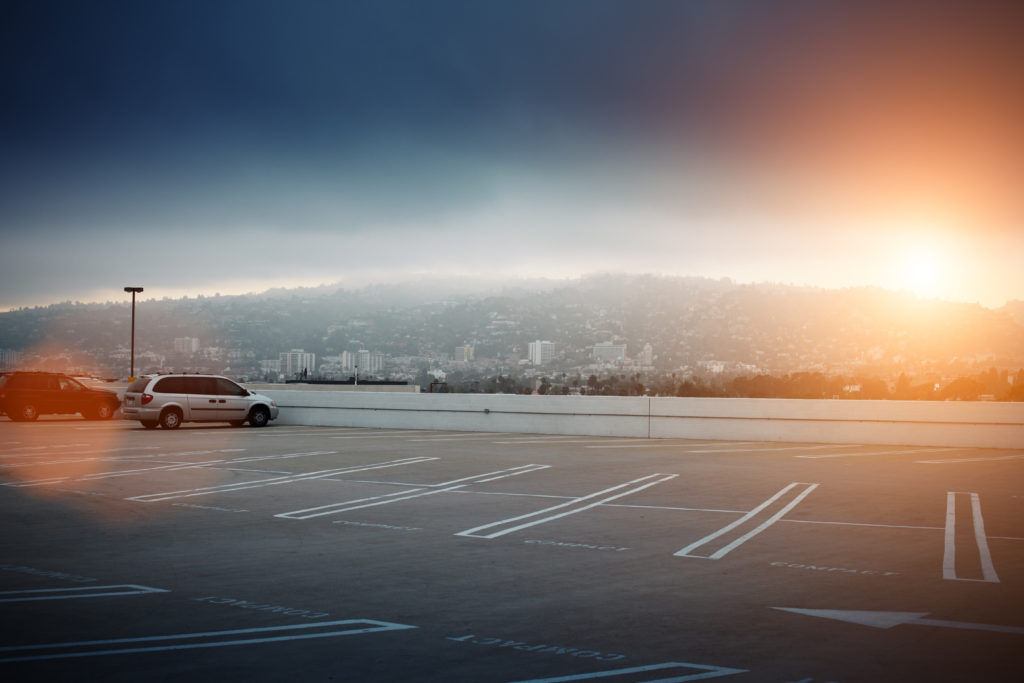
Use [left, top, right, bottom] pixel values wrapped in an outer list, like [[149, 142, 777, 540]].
[[1, 417, 1022, 681]]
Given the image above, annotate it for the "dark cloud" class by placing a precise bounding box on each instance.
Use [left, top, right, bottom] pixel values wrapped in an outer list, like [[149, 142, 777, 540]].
[[1, 1, 1022, 308]]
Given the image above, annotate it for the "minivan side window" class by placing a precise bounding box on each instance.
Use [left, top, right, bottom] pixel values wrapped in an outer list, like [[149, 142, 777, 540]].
[[185, 377, 216, 395], [215, 378, 248, 396], [154, 377, 187, 394]]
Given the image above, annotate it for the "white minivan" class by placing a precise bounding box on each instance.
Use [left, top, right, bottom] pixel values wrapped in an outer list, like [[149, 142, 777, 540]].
[[122, 374, 278, 429]]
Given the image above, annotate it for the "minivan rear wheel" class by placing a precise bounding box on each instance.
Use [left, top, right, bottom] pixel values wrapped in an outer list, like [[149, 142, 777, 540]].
[[248, 406, 270, 428], [160, 408, 182, 430]]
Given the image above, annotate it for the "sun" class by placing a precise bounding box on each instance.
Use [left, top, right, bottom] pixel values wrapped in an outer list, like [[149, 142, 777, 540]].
[[901, 249, 945, 299]]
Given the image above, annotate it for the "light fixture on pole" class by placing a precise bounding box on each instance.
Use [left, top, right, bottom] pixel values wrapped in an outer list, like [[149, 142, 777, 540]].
[[124, 287, 144, 378]]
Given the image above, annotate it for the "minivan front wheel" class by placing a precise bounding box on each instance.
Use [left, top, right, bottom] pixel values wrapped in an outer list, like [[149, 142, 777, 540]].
[[160, 409, 183, 430], [248, 406, 270, 428]]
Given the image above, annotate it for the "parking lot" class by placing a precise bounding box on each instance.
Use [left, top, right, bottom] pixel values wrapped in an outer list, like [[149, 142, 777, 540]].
[[1, 417, 1022, 681]]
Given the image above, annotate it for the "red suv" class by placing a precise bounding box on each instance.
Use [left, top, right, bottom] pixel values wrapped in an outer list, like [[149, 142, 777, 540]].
[[0, 371, 121, 421]]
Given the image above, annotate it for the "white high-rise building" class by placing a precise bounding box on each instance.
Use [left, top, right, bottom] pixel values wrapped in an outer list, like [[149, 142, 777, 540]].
[[592, 342, 626, 362], [528, 340, 555, 365], [355, 349, 385, 375], [0, 348, 20, 370], [173, 337, 200, 353], [279, 349, 316, 377]]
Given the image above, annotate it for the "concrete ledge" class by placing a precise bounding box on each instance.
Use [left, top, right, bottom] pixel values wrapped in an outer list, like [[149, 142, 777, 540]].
[[260, 391, 1024, 449]]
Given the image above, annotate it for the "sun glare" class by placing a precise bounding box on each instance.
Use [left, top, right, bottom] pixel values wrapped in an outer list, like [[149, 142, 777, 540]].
[[898, 245, 952, 300]]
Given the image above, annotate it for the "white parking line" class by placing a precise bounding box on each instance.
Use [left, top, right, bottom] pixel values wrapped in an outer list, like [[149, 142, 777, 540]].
[[943, 492, 999, 583], [917, 454, 1024, 464], [127, 457, 438, 502], [0, 584, 168, 603], [675, 482, 819, 559], [684, 444, 864, 454], [583, 441, 771, 450], [0, 443, 91, 456], [257, 428, 441, 437], [276, 464, 550, 519], [0, 619, 417, 663], [1, 449, 254, 487], [508, 660, 747, 682], [406, 433, 509, 441], [795, 448, 950, 459], [456, 473, 678, 539]]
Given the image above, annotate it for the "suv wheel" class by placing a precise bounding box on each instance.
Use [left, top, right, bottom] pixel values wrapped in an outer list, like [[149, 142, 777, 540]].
[[160, 408, 183, 430], [248, 406, 270, 428], [89, 401, 117, 420], [15, 403, 39, 421]]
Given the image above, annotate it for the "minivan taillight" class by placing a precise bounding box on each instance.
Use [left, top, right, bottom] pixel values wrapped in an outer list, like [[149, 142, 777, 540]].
[[141, 393, 154, 405]]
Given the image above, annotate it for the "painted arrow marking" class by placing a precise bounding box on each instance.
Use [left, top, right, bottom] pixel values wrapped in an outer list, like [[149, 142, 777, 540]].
[[774, 608, 1024, 635]]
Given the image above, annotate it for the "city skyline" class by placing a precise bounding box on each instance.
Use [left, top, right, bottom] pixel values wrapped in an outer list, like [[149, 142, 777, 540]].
[[2, 1, 1022, 310]]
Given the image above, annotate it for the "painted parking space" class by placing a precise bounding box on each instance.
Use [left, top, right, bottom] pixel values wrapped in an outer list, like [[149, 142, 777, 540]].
[[1, 420, 1022, 681]]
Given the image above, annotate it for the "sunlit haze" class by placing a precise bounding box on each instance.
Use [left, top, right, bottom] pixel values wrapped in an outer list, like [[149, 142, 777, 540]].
[[1, 1, 1022, 310]]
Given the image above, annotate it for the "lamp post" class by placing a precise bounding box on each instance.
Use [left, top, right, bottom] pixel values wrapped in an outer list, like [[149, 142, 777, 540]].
[[124, 287, 144, 378]]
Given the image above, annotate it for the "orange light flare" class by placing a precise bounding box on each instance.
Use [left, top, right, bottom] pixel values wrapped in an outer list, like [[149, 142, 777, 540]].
[[1, 341, 127, 516]]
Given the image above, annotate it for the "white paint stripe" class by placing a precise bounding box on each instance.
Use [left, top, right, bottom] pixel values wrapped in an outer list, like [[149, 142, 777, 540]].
[[0, 619, 417, 662], [218, 468, 293, 474], [278, 465, 550, 519], [261, 429, 440, 437], [675, 483, 818, 559], [0, 584, 168, 603], [405, 433, 510, 441], [227, 450, 337, 463], [683, 445, 862, 454], [278, 489, 430, 518], [943, 492, 958, 580], [917, 454, 1024, 464], [971, 493, 1000, 583], [796, 448, 950, 459], [781, 519, 944, 531], [508, 660, 747, 682], [5, 461, 227, 486], [0, 449, 242, 471], [0, 450, 241, 473], [329, 434, 453, 440], [0, 444, 149, 459], [943, 492, 1000, 583], [457, 473, 678, 539], [0, 443, 89, 455], [584, 441, 786, 450], [135, 458, 436, 501], [127, 457, 437, 502], [705, 484, 818, 560]]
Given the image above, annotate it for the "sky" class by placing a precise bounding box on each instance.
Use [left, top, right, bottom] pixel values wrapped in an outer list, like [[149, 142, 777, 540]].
[[1, 0, 1022, 310]]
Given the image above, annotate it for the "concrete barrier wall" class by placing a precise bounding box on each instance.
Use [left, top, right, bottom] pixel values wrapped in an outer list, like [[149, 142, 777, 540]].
[[260, 390, 1024, 449]]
